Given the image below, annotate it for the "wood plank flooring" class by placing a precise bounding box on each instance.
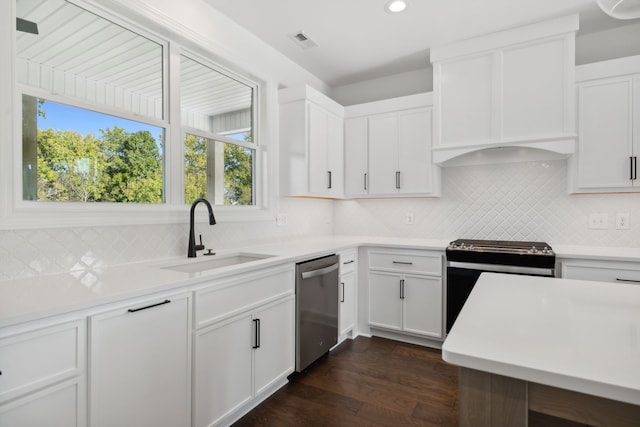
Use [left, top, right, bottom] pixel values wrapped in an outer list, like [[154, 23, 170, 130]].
[[233, 336, 459, 426]]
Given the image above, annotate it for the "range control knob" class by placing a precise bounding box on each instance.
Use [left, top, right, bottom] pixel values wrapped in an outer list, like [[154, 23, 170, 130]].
[[529, 246, 538, 254]]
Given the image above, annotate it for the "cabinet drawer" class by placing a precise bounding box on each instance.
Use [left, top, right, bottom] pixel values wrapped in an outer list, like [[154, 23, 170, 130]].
[[195, 265, 294, 329], [0, 319, 84, 403], [562, 263, 640, 284], [339, 250, 357, 274], [369, 250, 442, 276]]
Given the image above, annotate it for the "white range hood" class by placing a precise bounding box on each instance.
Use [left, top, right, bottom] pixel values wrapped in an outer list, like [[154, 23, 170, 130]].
[[430, 14, 579, 165]]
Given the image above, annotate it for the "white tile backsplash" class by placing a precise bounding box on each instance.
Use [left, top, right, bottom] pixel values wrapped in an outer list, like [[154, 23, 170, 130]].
[[0, 198, 333, 281], [1, 159, 638, 281], [334, 159, 640, 247]]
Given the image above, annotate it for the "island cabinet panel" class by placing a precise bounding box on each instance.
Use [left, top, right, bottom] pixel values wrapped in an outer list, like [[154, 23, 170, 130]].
[[458, 368, 527, 427], [88, 292, 191, 427], [0, 317, 86, 427]]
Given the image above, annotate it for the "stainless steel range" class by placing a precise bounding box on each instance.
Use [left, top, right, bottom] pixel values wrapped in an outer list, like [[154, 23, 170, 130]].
[[446, 239, 556, 333]]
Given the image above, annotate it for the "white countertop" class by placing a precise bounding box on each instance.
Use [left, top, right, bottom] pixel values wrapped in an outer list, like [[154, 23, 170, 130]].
[[0, 235, 449, 328], [442, 272, 640, 405]]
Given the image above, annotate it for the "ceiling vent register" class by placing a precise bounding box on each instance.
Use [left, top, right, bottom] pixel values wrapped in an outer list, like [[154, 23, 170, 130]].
[[288, 31, 318, 50]]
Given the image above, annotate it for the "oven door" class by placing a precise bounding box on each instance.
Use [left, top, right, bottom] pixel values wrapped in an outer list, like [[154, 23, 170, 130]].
[[446, 262, 555, 333], [446, 266, 482, 334]]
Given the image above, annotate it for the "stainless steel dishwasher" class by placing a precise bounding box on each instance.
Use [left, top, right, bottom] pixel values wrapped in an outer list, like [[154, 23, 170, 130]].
[[295, 254, 339, 372]]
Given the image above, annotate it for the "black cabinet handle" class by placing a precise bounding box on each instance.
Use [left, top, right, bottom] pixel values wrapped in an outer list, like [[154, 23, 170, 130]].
[[616, 278, 640, 284], [400, 279, 405, 299], [127, 299, 171, 313], [253, 318, 261, 349], [396, 171, 400, 189], [327, 171, 332, 189], [343, 260, 355, 265], [393, 261, 413, 265], [634, 156, 638, 181], [340, 282, 345, 302], [364, 173, 367, 191], [631, 157, 634, 180]]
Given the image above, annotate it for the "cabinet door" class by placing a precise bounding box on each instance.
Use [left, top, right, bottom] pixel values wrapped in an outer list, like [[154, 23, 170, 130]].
[[437, 53, 494, 146], [398, 109, 431, 194], [308, 102, 330, 195], [0, 379, 84, 427], [326, 112, 344, 197], [254, 297, 295, 396], [368, 114, 399, 194], [577, 77, 633, 189], [403, 275, 443, 338], [89, 294, 190, 427], [194, 313, 253, 427], [369, 271, 402, 330], [344, 117, 368, 196], [339, 270, 356, 336], [502, 38, 567, 139]]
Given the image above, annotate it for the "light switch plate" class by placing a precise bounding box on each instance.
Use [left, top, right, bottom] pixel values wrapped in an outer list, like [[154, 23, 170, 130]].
[[588, 213, 608, 229]]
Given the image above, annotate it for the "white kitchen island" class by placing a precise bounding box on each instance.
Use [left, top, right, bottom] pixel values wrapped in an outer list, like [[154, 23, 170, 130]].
[[442, 272, 640, 427]]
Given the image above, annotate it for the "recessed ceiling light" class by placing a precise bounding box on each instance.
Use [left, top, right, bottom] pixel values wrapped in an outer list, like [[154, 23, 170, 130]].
[[385, 0, 408, 13]]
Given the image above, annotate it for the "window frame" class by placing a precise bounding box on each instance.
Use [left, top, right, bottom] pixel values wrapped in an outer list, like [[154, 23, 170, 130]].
[[0, 0, 274, 230]]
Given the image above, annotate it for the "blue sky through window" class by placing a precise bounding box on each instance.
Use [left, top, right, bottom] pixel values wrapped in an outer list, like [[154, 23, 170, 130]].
[[38, 100, 164, 153]]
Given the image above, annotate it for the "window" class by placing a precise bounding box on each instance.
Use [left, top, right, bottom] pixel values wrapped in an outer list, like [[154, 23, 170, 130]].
[[180, 55, 256, 206], [8, 0, 265, 227], [17, 0, 166, 203]]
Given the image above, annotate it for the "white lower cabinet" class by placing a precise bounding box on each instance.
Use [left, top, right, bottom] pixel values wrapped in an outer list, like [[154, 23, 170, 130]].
[[193, 264, 295, 427], [338, 249, 357, 338], [88, 292, 191, 427], [0, 318, 85, 427], [561, 259, 640, 284], [368, 249, 443, 340]]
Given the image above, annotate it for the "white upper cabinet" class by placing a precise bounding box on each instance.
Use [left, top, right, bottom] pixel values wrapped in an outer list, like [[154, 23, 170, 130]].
[[571, 56, 640, 193], [431, 14, 579, 164], [279, 85, 344, 198], [344, 93, 440, 197]]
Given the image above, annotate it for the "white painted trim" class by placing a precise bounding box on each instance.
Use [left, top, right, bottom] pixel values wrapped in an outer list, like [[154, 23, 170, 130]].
[[430, 14, 579, 62], [344, 93, 433, 118], [576, 55, 640, 82]]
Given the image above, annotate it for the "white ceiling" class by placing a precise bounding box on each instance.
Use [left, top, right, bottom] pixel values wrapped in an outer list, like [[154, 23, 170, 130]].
[[203, 0, 638, 87]]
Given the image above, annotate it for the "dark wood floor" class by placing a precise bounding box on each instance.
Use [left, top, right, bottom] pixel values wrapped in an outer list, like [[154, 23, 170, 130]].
[[233, 336, 459, 426]]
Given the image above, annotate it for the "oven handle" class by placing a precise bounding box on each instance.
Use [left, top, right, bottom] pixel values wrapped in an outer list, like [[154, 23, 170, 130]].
[[447, 261, 554, 277]]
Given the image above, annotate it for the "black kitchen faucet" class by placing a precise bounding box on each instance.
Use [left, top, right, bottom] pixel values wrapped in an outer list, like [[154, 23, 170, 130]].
[[188, 198, 216, 257]]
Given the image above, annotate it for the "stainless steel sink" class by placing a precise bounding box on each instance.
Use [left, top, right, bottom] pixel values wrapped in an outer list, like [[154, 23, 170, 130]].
[[161, 253, 275, 273]]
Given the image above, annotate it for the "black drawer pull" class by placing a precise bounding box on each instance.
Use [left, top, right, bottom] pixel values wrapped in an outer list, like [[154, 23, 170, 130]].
[[616, 278, 640, 284], [392, 261, 413, 265], [127, 299, 171, 313], [253, 318, 261, 349], [343, 260, 355, 265], [400, 279, 405, 299]]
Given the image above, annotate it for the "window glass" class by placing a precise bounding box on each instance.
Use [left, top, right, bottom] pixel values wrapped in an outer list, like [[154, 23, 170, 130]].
[[181, 55, 256, 206], [180, 55, 253, 140], [184, 133, 254, 206], [23, 96, 165, 203], [16, 0, 164, 120]]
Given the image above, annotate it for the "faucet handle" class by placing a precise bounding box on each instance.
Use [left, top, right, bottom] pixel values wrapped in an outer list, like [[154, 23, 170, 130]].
[[195, 234, 205, 251]]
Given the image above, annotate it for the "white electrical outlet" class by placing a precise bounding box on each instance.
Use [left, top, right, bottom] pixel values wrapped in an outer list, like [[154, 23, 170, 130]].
[[616, 213, 630, 230], [588, 213, 609, 229], [276, 213, 288, 226], [405, 212, 414, 225]]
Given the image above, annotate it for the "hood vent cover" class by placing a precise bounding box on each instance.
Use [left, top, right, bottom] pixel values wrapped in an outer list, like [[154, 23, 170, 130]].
[[288, 31, 318, 50]]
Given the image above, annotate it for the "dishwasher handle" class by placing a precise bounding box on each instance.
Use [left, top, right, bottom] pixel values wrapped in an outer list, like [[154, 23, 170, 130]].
[[301, 263, 339, 279]]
